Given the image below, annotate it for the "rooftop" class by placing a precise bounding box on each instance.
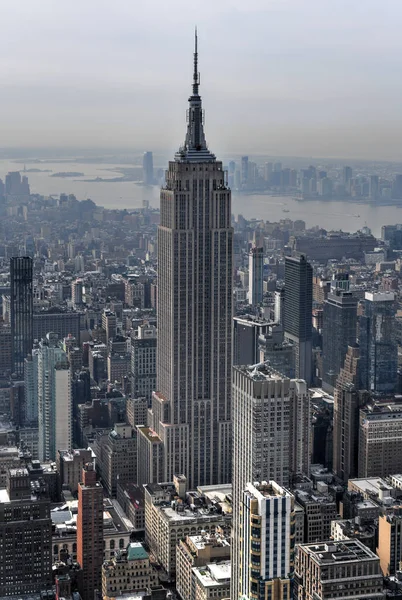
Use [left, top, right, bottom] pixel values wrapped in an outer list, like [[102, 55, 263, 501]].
[[188, 532, 230, 551], [237, 362, 286, 381], [246, 480, 293, 500], [348, 477, 394, 497], [0, 446, 19, 456], [127, 542, 149, 561], [138, 427, 162, 443], [302, 540, 379, 565], [365, 291, 395, 302], [51, 497, 133, 537], [159, 502, 229, 524], [193, 562, 231, 587]]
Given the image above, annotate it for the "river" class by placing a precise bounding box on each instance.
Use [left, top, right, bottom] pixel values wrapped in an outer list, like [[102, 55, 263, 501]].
[[1, 159, 401, 237]]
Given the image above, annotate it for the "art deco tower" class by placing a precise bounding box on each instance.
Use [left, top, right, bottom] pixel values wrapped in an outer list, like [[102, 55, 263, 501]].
[[150, 32, 233, 487]]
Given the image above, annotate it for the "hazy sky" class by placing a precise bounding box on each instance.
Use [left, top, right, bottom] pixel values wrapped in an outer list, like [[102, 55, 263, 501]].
[[1, 0, 402, 159]]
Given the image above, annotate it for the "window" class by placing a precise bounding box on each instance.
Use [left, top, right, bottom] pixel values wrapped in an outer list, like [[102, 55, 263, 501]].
[[110, 539, 115, 550]]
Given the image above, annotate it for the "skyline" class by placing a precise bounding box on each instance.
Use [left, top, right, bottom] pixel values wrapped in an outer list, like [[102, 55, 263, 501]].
[[1, 0, 402, 159]]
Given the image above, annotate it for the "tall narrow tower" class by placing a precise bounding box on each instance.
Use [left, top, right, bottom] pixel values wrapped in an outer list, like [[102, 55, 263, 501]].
[[151, 32, 233, 487], [248, 243, 264, 305], [77, 463, 104, 600], [284, 253, 313, 384], [10, 256, 33, 378]]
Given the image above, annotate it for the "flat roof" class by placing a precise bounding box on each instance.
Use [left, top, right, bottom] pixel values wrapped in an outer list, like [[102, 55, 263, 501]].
[[188, 533, 230, 551], [193, 561, 231, 587], [348, 478, 393, 495], [0, 489, 10, 503], [301, 540, 378, 565], [236, 363, 286, 381], [138, 427, 162, 443]]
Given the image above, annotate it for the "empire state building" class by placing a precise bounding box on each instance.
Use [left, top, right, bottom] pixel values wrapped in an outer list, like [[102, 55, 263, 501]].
[[150, 32, 233, 487]]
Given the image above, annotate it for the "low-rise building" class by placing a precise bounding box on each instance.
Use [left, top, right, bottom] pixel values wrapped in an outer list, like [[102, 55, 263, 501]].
[[92, 423, 137, 497], [144, 478, 232, 578], [294, 488, 338, 543], [359, 402, 402, 478], [192, 562, 231, 600], [107, 353, 130, 384], [377, 511, 402, 576], [102, 542, 157, 599], [294, 540, 383, 600], [51, 496, 132, 563], [126, 396, 148, 428], [176, 530, 230, 600], [137, 427, 164, 486], [330, 518, 377, 552], [117, 482, 145, 533], [57, 449, 93, 495], [0, 446, 20, 486]]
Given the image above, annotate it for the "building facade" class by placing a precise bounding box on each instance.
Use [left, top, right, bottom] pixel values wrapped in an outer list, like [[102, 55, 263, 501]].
[[0, 468, 52, 596], [102, 542, 157, 598], [10, 256, 33, 377], [284, 254, 313, 384], [232, 315, 270, 366], [231, 364, 311, 600], [294, 539, 383, 600], [248, 244, 264, 306], [150, 34, 233, 487], [322, 277, 357, 391], [92, 423, 137, 497], [131, 322, 157, 405], [239, 481, 295, 600], [358, 402, 402, 478], [77, 463, 104, 600], [176, 530, 230, 600], [358, 291, 397, 394], [143, 151, 154, 185], [144, 478, 231, 578], [377, 512, 402, 576], [33, 333, 72, 461], [333, 345, 365, 482]]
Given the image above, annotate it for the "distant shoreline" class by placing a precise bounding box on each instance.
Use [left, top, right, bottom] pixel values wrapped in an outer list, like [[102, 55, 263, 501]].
[[51, 171, 84, 178]]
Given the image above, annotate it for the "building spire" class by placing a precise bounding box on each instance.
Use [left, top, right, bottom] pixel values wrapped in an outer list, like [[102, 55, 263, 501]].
[[193, 27, 199, 96], [175, 29, 216, 162]]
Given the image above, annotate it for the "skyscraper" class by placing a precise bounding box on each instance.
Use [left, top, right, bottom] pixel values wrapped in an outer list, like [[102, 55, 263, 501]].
[[31, 333, 72, 461], [10, 256, 33, 377], [231, 364, 311, 600], [131, 322, 157, 405], [150, 32, 233, 487], [0, 468, 52, 595], [241, 156, 249, 188], [77, 463, 104, 600], [239, 482, 295, 600], [343, 165, 353, 191], [284, 254, 313, 384], [143, 151, 154, 185], [248, 243, 264, 305], [333, 344, 364, 482], [370, 175, 379, 200], [358, 291, 397, 394], [322, 274, 357, 391]]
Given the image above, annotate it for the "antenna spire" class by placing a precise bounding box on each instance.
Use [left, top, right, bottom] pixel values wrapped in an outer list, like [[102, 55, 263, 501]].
[[193, 27, 199, 96]]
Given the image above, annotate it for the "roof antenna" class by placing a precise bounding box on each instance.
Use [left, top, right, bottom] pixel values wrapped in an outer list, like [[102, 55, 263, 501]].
[[193, 27, 199, 96]]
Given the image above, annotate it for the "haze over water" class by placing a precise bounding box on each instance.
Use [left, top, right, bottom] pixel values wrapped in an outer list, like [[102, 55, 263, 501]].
[[3, 159, 400, 237]]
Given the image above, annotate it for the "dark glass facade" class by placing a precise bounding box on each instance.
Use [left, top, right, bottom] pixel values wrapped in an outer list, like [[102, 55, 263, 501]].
[[359, 292, 397, 394], [284, 253, 313, 383], [284, 254, 313, 342], [322, 291, 358, 390], [11, 256, 33, 377]]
